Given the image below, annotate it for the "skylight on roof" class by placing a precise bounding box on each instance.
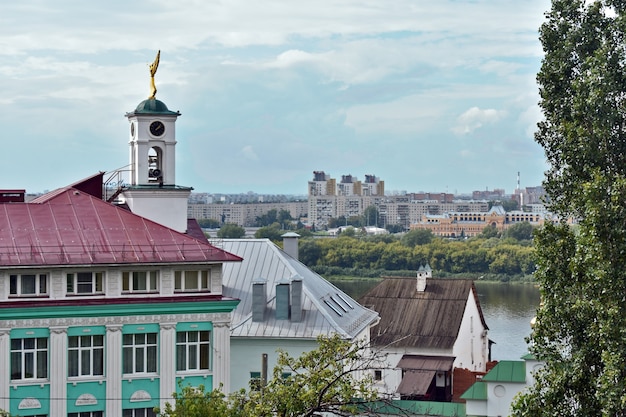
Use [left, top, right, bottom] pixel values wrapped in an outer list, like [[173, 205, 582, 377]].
[[335, 292, 354, 310], [324, 299, 343, 317]]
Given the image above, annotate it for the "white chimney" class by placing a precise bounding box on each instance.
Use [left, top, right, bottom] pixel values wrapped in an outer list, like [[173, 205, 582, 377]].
[[417, 265, 429, 292], [281, 232, 301, 260]]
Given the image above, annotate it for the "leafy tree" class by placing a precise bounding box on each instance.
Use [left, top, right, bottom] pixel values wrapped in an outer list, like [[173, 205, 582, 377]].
[[197, 218, 221, 228], [363, 205, 379, 226], [479, 224, 500, 239], [244, 334, 380, 417], [299, 239, 322, 266], [277, 209, 294, 228], [255, 209, 278, 227], [385, 224, 404, 234], [401, 229, 433, 246], [159, 334, 383, 417], [513, 1, 626, 415], [254, 224, 284, 241], [340, 226, 357, 237], [217, 223, 246, 239], [503, 221, 534, 241], [157, 384, 245, 417]]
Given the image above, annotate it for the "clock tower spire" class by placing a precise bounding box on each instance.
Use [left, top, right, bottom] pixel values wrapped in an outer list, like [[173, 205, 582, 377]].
[[119, 51, 192, 233]]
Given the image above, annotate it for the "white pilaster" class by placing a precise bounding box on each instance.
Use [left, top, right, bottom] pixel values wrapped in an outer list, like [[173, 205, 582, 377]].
[[212, 321, 231, 392], [0, 328, 10, 412], [159, 323, 176, 412], [106, 324, 123, 417], [49, 326, 68, 416]]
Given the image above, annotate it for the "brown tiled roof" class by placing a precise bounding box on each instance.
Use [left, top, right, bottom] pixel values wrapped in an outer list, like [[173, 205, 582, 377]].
[[0, 188, 242, 267], [359, 277, 487, 350]]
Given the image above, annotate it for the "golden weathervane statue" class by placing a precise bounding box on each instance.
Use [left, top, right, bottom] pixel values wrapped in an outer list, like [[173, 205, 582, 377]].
[[148, 50, 160, 99]]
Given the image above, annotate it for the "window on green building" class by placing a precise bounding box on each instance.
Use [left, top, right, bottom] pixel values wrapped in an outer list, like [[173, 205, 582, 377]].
[[68, 335, 104, 377], [123, 333, 157, 374], [11, 337, 48, 380], [122, 409, 156, 417], [176, 330, 210, 371]]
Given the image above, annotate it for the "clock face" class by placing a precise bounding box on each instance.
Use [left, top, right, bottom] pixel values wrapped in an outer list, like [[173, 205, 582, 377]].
[[130, 122, 135, 137], [149, 120, 165, 137]]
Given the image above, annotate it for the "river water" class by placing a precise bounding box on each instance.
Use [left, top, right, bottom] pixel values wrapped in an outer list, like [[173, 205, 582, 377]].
[[329, 278, 541, 361]]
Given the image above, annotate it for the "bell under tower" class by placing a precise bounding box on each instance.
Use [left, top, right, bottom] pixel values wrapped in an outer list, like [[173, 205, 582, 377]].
[[119, 51, 192, 233]]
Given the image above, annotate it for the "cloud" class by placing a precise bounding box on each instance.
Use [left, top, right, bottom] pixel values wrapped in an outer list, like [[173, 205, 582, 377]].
[[452, 107, 506, 135], [241, 145, 259, 161]]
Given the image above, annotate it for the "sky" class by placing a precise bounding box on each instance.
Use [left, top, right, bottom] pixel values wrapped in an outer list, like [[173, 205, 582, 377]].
[[0, 0, 551, 196]]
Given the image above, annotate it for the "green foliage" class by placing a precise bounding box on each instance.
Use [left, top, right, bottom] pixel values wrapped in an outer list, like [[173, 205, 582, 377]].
[[401, 229, 434, 246], [479, 224, 500, 239], [197, 218, 221, 228], [305, 233, 534, 279], [298, 239, 322, 266], [503, 221, 534, 241], [244, 334, 379, 417], [217, 223, 246, 238], [159, 335, 380, 417], [255, 209, 294, 228], [363, 205, 380, 226], [157, 384, 246, 417], [512, 1, 626, 415], [254, 224, 284, 241]]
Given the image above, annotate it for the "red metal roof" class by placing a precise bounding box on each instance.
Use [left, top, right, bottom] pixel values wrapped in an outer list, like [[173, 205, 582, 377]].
[[0, 188, 242, 267]]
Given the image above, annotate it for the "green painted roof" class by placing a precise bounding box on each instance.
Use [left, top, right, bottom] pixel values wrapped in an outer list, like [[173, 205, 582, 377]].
[[363, 400, 466, 416], [460, 380, 487, 400], [128, 99, 180, 116], [482, 360, 526, 383], [520, 352, 536, 360]]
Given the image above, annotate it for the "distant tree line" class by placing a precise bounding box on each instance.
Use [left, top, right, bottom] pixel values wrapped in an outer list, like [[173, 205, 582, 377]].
[[300, 222, 536, 281]]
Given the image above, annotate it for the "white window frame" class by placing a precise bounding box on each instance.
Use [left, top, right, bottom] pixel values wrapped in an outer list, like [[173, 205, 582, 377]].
[[11, 337, 48, 381], [68, 335, 104, 377], [9, 273, 48, 297], [122, 271, 158, 293], [123, 408, 157, 417], [174, 270, 210, 292], [69, 412, 103, 417], [67, 272, 104, 295], [176, 330, 211, 372], [123, 333, 158, 375]]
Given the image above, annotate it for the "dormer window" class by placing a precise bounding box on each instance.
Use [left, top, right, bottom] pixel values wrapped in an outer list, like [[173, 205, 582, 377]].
[[123, 271, 158, 293], [10, 273, 48, 297], [67, 272, 104, 295], [174, 270, 210, 292]]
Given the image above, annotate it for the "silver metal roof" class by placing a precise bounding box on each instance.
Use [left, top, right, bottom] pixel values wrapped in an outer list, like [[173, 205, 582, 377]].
[[220, 239, 379, 340]]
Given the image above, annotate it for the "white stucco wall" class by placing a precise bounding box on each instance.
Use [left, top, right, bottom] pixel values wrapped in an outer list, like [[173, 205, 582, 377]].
[[486, 381, 524, 416], [230, 337, 318, 392], [230, 328, 374, 393], [453, 289, 489, 372]]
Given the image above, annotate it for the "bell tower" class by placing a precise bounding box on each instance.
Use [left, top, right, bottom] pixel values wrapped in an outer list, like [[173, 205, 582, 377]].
[[126, 98, 180, 186], [120, 51, 192, 233]]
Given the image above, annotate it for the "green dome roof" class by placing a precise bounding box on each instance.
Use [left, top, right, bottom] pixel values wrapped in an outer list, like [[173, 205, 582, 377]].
[[131, 99, 180, 115]]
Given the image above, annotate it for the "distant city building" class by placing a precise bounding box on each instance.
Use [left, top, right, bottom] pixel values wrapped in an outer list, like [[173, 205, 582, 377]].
[[472, 188, 506, 200], [187, 201, 308, 227], [188, 171, 547, 231], [410, 205, 546, 238]]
